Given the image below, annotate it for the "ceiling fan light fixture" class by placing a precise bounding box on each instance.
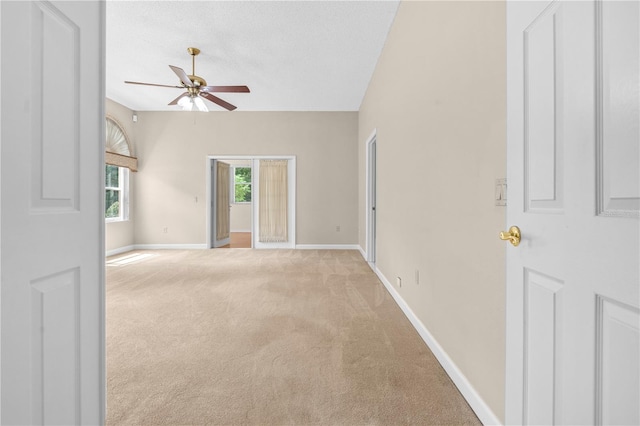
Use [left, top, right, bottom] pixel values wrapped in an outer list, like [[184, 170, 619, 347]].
[[178, 95, 193, 111], [193, 96, 208, 112]]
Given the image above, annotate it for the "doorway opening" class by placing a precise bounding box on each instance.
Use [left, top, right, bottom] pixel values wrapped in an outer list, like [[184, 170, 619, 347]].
[[216, 159, 253, 248], [365, 131, 377, 264], [206, 155, 296, 250]]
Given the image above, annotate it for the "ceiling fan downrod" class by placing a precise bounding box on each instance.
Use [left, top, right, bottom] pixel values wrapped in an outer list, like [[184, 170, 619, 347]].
[[186, 47, 206, 88]]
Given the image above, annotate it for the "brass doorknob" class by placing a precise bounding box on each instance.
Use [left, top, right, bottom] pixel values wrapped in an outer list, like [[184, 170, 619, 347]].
[[500, 226, 521, 246]]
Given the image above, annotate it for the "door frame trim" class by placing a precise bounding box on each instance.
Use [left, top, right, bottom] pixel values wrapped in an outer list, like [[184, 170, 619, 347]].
[[205, 155, 296, 249], [365, 129, 377, 263], [1, 2, 4, 418]]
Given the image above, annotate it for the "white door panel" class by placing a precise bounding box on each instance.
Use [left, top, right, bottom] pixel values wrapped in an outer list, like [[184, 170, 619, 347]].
[[1, 1, 104, 424], [506, 1, 639, 424], [597, 0, 640, 216]]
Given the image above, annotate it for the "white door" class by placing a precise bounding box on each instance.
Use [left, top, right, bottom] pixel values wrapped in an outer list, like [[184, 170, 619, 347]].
[[211, 160, 231, 247], [506, 1, 639, 424], [1, 1, 104, 424]]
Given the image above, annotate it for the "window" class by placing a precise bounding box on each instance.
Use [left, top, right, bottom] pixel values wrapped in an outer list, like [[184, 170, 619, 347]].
[[105, 164, 129, 221], [233, 166, 252, 203]]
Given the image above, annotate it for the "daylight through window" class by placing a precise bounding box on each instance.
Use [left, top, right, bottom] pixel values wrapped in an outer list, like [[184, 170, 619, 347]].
[[233, 167, 252, 203], [106, 164, 129, 221]]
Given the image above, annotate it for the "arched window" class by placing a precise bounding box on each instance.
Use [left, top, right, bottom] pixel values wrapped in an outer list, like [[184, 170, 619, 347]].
[[105, 116, 137, 171], [105, 117, 136, 221]]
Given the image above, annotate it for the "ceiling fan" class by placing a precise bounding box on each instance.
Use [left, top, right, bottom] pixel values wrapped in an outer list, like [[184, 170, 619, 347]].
[[125, 47, 250, 111]]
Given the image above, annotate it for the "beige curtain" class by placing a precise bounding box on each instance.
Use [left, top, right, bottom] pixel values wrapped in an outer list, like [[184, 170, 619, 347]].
[[105, 151, 138, 172], [259, 160, 288, 242], [216, 162, 230, 241]]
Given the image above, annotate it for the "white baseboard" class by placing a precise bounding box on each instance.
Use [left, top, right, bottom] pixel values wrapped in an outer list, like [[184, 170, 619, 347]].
[[362, 255, 501, 425], [230, 229, 251, 233], [295, 244, 360, 250], [358, 245, 367, 259], [106, 245, 135, 257], [134, 244, 208, 250], [107, 243, 359, 256], [106, 243, 208, 257]]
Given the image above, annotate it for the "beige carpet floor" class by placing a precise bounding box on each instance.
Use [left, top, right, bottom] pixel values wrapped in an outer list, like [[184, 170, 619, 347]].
[[106, 249, 480, 425]]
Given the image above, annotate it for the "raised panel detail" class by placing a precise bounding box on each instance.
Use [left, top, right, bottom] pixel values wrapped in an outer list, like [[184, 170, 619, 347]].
[[523, 269, 563, 425], [31, 268, 80, 425], [596, 0, 640, 217], [596, 296, 640, 425], [524, 2, 564, 213], [30, 1, 80, 212]]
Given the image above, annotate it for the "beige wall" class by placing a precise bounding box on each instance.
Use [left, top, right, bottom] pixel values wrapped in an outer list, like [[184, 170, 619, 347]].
[[230, 203, 252, 232], [105, 98, 136, 252], [358, 1, 506, 421], [133, 112, 358, 246]]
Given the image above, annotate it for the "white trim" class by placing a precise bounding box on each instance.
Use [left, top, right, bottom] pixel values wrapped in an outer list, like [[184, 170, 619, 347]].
[[358, 245, 367, 259], [359, 251, 502, 426], [207, 155, 296, 250], [98, 2, 107, 420], [295, 244, 360, 250], [365, 129, 377, 264], [206, 157, 212, 248], [230, 229, 252, 233], [0, 1, 4, 417], [133, 244, 208, 250], [105, 245, 135, 257], [107, 243, 362, 254]]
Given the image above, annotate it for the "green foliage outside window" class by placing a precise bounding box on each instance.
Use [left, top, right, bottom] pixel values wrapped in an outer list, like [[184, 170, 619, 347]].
[[105, 198, 120, 218], [234, 167, 252, 203], [106, 164, 119, 187], [105, 165, 120, 218]]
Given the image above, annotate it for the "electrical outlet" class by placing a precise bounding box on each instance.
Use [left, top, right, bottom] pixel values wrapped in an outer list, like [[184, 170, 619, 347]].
[[415, 269, 420, 285], [396, 277, 402, 288], [163, 227, 168, 234], [336, 225, 341, 232]]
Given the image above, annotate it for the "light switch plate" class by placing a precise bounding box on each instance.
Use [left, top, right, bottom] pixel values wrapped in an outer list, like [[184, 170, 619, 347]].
[[495, 178, 507, 206]]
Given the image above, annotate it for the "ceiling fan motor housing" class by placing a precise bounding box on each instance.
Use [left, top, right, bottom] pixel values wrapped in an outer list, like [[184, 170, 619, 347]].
[[187, 75, 207, 91]]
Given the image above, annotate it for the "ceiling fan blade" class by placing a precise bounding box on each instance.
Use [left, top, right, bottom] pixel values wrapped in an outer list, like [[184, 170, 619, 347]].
[[200, 92, 237, 111], [200, 85, 250, 93], [125, 80, 183, 89], [169, 65, 194, 87], [168, 92, 190, 106]]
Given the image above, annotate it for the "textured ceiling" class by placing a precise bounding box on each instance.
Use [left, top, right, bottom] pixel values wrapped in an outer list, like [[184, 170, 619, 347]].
[[106, 1, 400, 112]]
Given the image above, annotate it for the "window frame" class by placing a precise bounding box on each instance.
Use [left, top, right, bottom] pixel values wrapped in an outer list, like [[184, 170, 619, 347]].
[[231, 165, 252, 204], [105, 165, 130, 222]]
